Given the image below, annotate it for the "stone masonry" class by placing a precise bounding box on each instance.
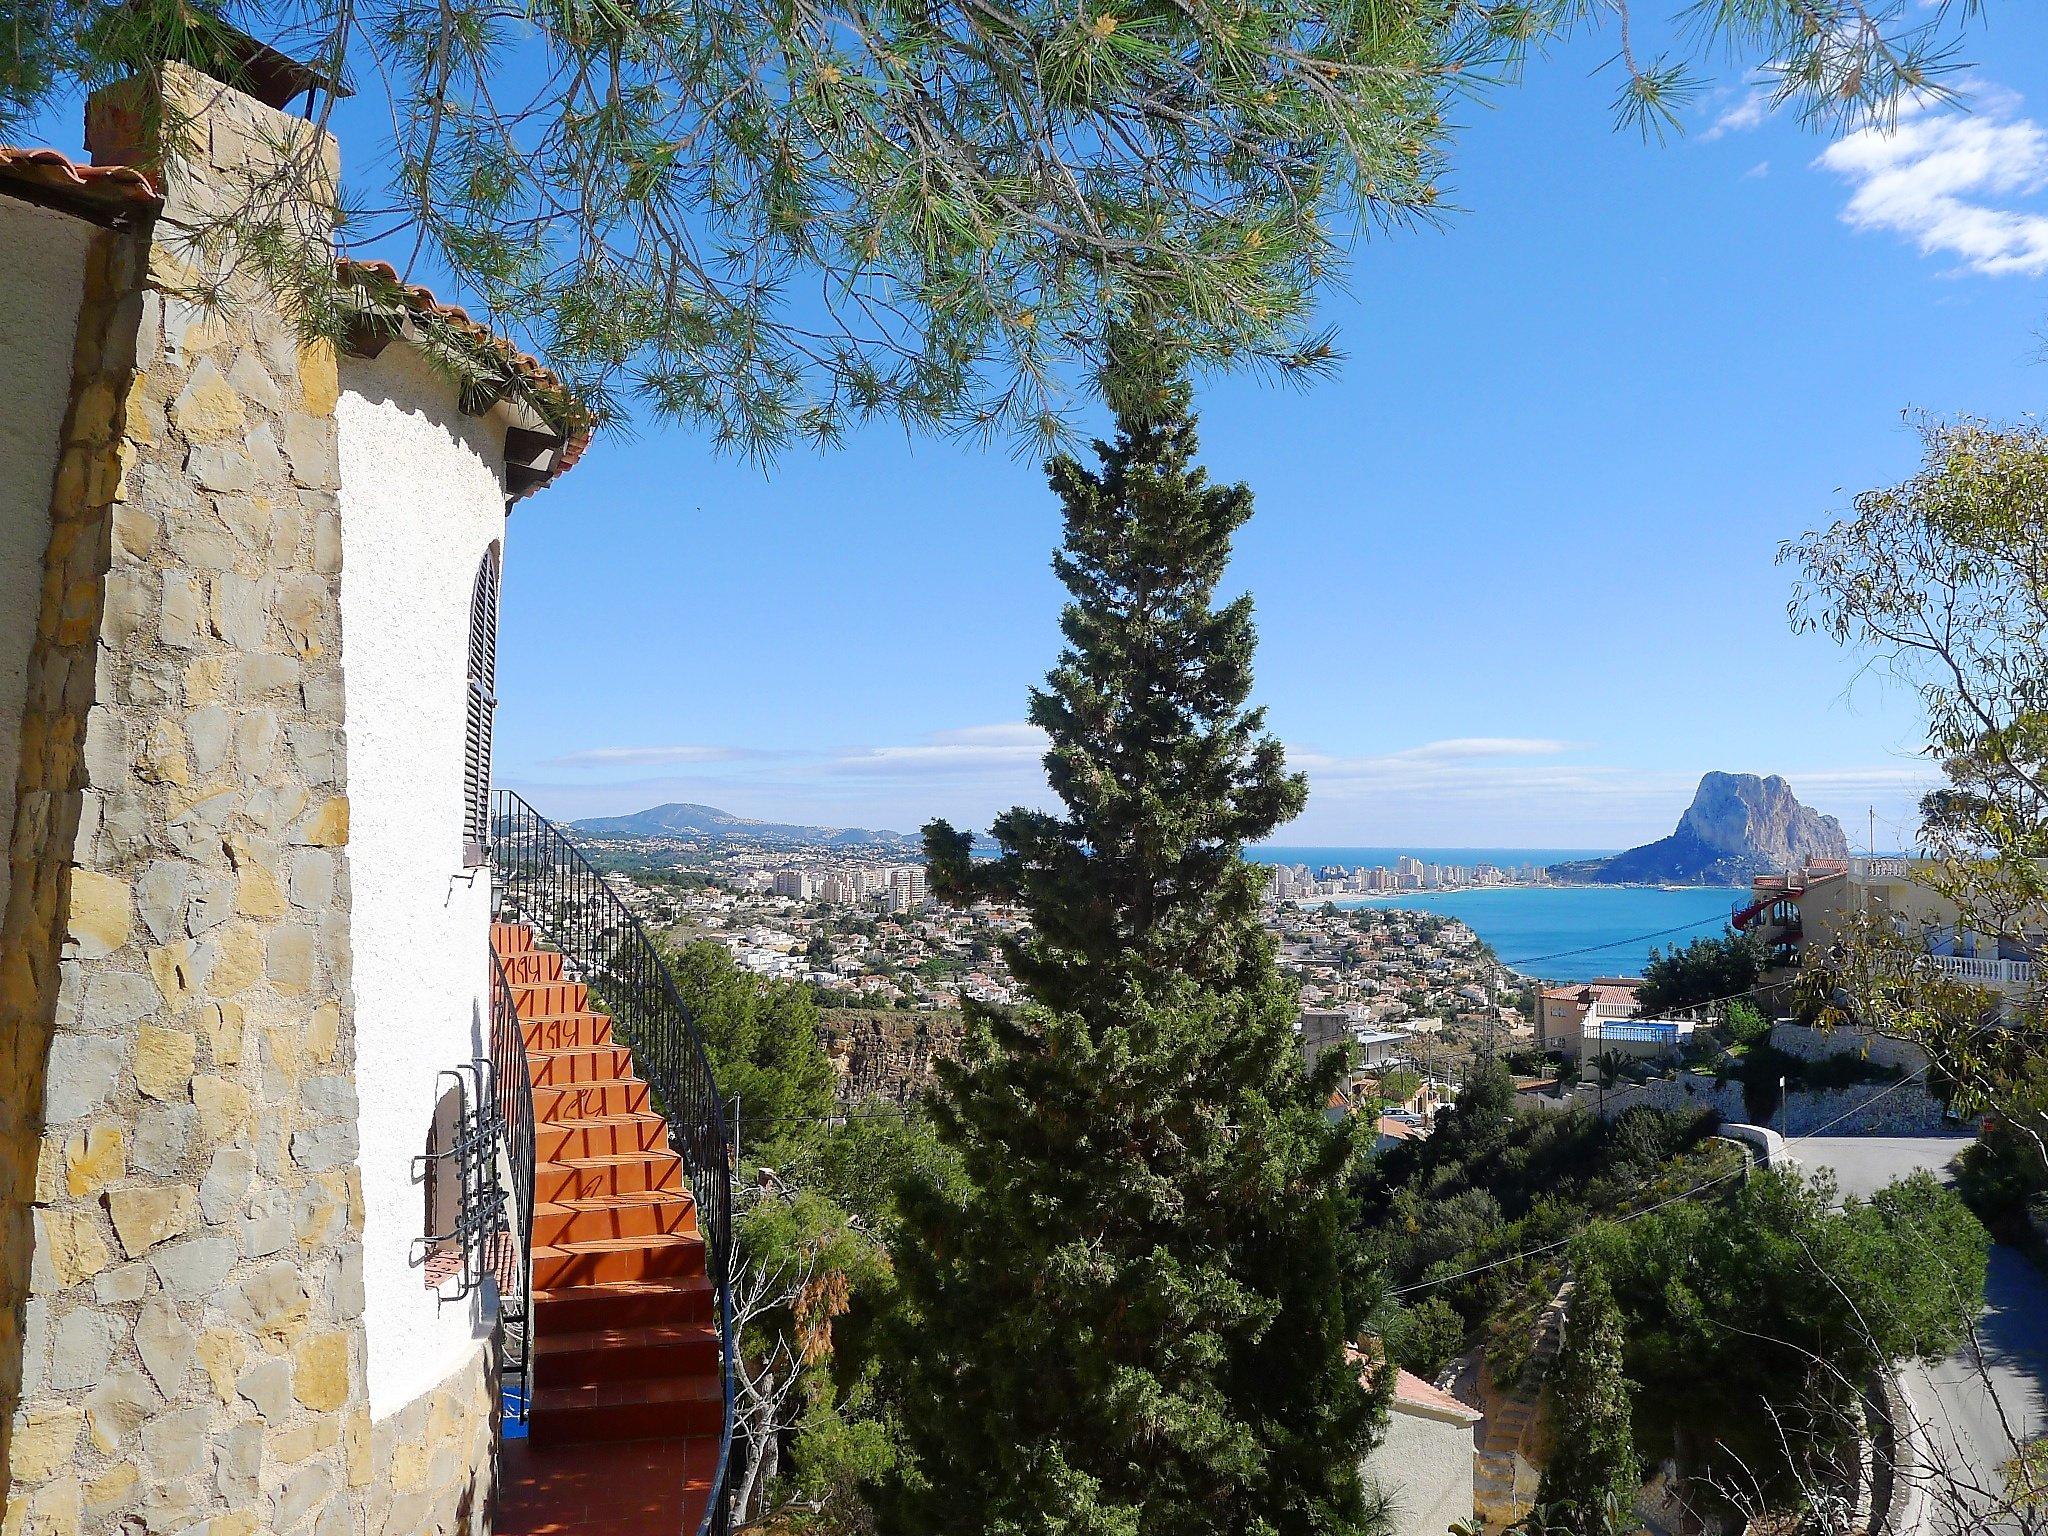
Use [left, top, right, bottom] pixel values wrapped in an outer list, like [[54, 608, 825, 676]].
[[363, 1351, 494, 1536], [1, 62, 371, 1534]]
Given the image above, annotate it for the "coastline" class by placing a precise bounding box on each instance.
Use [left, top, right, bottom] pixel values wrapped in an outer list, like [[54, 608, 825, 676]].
[[1294, 884, 1749, 983]]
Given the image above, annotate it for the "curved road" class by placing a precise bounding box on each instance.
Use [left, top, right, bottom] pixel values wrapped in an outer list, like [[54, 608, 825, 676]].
[[1790, 1137, 2048, 1534]]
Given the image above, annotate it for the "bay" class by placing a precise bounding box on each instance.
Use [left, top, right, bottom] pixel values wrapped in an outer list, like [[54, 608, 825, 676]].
[[1300, 884, 1745, 984]]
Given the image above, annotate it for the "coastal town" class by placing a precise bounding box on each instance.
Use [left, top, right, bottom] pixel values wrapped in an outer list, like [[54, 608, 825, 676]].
[[1266, 856, 1558, 900], [589, 830, 1535, 1107]]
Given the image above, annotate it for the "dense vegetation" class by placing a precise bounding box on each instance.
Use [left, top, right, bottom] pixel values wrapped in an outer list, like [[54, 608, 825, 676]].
[[1586, 1167, 1988, 1516], [1361, 1062, 1730, 1379], [1635, 928, 1767, 1016], [664, 940, 838, 1151], [1534, 1264, 1639, 1536], [1957, 1105, 2048, 1240], [660, 935, 956, 1532]]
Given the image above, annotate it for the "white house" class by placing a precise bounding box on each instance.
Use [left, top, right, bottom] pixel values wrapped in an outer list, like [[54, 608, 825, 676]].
[[1363, 1368, 1486, 1536], [0, 37, 728, 1536]]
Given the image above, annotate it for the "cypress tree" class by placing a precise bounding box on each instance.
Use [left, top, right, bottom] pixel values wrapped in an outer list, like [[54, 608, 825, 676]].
[[1535, 1264, 1641, 1536], [886, 345, 1381, 1536]]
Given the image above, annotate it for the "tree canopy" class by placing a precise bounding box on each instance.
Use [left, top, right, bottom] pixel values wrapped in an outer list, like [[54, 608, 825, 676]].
[[0, 0, 1998, 451], [664, 938, 837, 1153], [1635, 928, 1766, 1016], [1782, 414, 2048, 1171]]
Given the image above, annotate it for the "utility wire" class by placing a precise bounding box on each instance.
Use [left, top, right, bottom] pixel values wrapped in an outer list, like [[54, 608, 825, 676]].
[[1491, 910, 1735, 972], [1384, 1063, 1948, 1300]]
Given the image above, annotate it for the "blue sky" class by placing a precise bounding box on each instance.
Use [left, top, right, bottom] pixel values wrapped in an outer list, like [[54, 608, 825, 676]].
[[492, 13, 2048, 847], [31, 12, 2048, 847]]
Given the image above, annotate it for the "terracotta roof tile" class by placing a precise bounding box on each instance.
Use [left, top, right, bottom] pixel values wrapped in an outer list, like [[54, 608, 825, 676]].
[[1350, 1345, 1485, 1426], [0, 146, 160, 221], [0, 154, 588, 497], [336, 258, 591, 497], [1393, 1368, 1483, 1423]]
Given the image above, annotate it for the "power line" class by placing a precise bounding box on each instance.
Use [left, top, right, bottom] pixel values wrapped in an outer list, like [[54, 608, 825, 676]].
[[1385, 1063, 1947, 1300], [1492, 910, 1734, 972]]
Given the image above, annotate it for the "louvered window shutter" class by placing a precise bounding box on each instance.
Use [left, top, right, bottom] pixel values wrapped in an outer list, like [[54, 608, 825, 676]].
[[463, 547, 500, 866]]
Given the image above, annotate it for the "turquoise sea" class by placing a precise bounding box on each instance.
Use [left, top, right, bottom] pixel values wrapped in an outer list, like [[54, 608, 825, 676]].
[[1246, 847, 1746, 982], [1350, 886, 1744, 982]]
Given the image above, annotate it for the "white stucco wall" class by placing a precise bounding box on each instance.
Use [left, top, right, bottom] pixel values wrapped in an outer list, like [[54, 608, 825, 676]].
[[336, 340, 510, 1418], [0, 200, 94, 916], [1364, 1403, 1478, 1536]]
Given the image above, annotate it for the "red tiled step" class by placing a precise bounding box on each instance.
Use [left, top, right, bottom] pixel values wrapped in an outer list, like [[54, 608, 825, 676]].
[[535, 1113, 668, 1162], [527, 1044, 632, 1087], [520, 1012, 614, 1051], [533, 1276, 716, 1334], [494, 923, 726, 1468], [532, 1229, 706, 1289], [535, 1152, 683, 1204], [514, 980, 590, 1017], [533, 1320, 722, 1390], [532, 1189, 698, 1247], [502, 948, 566, 985], [529, 1373, 725, 1446], [533, 1079, 650, 1122], [496, 1431, 722, 1536], [492, 922, 535, 954]]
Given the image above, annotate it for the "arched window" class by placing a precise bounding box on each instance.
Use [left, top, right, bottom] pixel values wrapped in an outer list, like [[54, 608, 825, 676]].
[[463, 545, 500, 867]]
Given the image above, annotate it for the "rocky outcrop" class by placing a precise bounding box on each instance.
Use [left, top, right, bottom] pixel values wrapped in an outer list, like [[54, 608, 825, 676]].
[[1550, 772, 1849, 886], [818, 1011, 964, 1105]]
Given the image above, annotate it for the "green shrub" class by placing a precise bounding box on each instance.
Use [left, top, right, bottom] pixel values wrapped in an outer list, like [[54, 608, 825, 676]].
[[1388, 1295, 1468, 1377], [1723, 999, 1770, 1048]]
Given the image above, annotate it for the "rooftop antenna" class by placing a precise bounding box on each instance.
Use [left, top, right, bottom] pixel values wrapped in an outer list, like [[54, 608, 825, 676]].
[[1868, 805, 1876, 858]]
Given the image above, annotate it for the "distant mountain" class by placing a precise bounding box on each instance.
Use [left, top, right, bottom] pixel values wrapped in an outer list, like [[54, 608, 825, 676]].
[[1548, 772, 1849, 886], [572, 802, 920, 850]]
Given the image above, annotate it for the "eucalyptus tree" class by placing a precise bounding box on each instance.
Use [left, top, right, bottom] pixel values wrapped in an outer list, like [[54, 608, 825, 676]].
[[1783, 414, 2048, 1169]]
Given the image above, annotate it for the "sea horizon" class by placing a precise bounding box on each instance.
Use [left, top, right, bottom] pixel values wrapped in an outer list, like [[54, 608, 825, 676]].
[[1248, 845, 1617, 869]]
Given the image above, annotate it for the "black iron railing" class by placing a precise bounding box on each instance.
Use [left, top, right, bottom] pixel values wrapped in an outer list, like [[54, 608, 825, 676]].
[[487, 943, 537, 1421], [489, 789, 737, 1536], [412, 1059, 504, 1300]]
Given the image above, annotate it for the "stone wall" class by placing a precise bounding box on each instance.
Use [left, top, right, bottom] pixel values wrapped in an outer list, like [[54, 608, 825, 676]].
[[1, 63, 372, 1534], [1560, 1070, 1951, 1138], [0, 199, 97, 926], [363, 1341, 495, 1536], [1766, 1021, 1929, 1075], [0, 213, 149, 1526], [818, 1010, 964, 1106]]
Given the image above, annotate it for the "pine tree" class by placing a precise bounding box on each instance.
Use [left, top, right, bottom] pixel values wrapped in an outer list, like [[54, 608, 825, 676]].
[[885, 347, 1381, 1536], [1535, 1264, 1640, 1536]]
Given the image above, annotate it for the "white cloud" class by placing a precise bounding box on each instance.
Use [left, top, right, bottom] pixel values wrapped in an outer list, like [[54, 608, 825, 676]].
[[823, 723, 1048, 777], [544, 744, 775, 767], [1743, 160, 1771, 180], [1816, 91, 2048, 276], [1392, 737, 1579, 762], [1704, 84, 1776, 141]]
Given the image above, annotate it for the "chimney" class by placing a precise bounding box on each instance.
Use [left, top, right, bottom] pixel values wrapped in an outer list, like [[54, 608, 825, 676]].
[[85, 32, 341, 276]]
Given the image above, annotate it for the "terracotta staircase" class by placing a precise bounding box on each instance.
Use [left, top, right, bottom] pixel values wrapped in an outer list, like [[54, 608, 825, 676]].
[[492, 920, 726, 1536]]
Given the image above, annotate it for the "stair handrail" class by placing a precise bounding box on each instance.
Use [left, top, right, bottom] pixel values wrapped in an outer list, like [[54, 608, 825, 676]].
[[487, 940, 537, 1424], [489, 789, 737, 1536]]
